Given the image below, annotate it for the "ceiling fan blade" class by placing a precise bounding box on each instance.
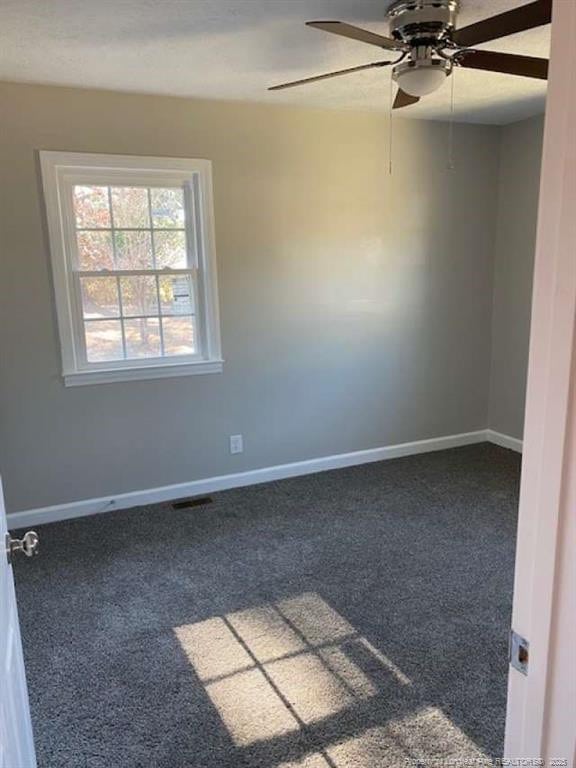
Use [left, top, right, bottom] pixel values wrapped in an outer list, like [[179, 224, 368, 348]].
[[393, 89, 420, 109], [268, 61, 391, 91], [453, 0, 552, 48], [306, 21, 404, 51], [458, 49, 548, 79]]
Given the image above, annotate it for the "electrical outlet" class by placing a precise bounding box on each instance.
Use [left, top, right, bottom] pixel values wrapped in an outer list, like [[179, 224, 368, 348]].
[[230, 434, 243, 454]]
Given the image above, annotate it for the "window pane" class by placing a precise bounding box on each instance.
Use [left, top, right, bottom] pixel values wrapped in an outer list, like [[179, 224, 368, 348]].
[[114, 231, 153, 269], [110, 186, 150, 228], [162, 316, 195, 356], [160, 275, 194, 315], [74, 185, 111, 228], [77, 231, 114, 270], [120, 276, 158, 317], [124, 318, 161, 359], [155, 231, 187, 269], [80, 277, 120, 319], [84, 320, 123, 362], [151, 188, 185, 228]]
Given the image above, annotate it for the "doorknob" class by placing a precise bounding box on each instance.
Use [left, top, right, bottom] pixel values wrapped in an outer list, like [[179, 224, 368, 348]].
[[5, 531, 39, 564]]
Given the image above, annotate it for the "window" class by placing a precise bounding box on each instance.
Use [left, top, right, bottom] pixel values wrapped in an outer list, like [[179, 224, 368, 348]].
[[40, 152, 222, 385]]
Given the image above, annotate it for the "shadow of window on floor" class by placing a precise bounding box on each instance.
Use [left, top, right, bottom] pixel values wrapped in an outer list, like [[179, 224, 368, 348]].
[[174, 592, 490, 767]]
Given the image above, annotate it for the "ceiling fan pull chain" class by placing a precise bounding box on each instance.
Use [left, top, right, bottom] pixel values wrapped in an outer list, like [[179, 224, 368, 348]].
[[447, 67, 456, 171], [388, 74, 394, 176]]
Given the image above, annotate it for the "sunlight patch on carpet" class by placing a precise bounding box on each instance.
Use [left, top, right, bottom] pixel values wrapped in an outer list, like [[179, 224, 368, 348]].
[[174, 592, 411, 748]]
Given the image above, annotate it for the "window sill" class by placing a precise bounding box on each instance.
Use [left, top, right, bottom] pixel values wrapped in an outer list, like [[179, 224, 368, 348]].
[[63, 359, 224, 387]]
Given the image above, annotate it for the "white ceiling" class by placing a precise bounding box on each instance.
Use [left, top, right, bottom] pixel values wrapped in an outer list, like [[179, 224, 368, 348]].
[[0, 0, 549, 124]]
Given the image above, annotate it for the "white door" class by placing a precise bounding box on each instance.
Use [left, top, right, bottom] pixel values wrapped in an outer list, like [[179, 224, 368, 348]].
[[0, 477, 37, 768], [504, 0, 576, 761]]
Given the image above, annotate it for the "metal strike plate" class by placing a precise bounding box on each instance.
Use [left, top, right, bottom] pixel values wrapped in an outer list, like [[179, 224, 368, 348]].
[[509, 629, 529, 675]]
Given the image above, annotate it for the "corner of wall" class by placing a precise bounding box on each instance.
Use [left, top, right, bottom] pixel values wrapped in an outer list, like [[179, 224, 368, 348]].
[[486, 115, 545, 442], [486, 123, 506, 433]]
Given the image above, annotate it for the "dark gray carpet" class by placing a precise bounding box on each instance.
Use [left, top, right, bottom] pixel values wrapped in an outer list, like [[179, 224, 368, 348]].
[[14, 443, 520, 768]]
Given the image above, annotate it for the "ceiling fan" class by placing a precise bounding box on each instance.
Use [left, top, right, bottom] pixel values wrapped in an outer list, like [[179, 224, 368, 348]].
[[269, 0, 550, 108]]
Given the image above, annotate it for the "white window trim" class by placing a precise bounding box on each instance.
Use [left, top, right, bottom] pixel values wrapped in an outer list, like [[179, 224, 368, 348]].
[[39, 151, 223, 386]]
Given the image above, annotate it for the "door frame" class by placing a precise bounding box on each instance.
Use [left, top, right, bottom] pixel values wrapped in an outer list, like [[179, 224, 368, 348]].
[[504, 0, 576, 760]]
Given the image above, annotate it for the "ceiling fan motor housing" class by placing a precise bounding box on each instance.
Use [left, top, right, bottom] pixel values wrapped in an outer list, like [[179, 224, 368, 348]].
[[387, 0, 460, 47]]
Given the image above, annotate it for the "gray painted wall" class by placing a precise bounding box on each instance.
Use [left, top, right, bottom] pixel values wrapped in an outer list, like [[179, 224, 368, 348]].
[[488, 116, 544, 440], [0, 83, 503, 512]]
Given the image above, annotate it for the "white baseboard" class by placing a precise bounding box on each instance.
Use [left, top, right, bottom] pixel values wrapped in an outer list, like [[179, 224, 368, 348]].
[[9, 429, 492, 528], [486, 429, 523, 453], [9, 429, 522, 528]]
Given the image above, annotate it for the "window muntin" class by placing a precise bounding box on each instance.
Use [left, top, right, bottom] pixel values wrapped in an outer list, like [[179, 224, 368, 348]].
[[72, 184, 196, 364], [40, 153, 222, 385]]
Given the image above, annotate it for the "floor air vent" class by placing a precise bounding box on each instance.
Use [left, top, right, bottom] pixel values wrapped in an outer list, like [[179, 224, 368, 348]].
[[172, 496, 213, 510]]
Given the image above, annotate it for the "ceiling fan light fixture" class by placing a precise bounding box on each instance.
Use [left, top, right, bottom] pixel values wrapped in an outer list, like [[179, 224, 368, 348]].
[[393, 58, 451, 97]]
